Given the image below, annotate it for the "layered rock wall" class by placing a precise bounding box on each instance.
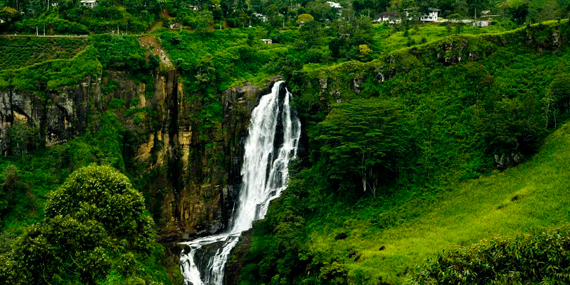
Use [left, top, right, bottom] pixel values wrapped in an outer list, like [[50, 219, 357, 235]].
[[0, 53, 281, 241]]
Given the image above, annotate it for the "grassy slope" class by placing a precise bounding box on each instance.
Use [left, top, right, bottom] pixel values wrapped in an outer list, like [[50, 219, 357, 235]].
[[372, 23, 508, 54], [0, 36, 87, 71], [306, 121, 570, 284], [238, 20, 570, 284]]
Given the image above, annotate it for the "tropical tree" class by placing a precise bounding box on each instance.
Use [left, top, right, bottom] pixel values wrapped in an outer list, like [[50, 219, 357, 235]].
[[296, 13, 314, 25], [508, 3, 529, 25], [473, 95, 545, 167], [544, 73, 570, 127], [0, 165, 32, 216], [317, 99, 410, 196], [0, 6, 18, 25], [8, 121, 41, 157], [1, 165, 158, 284], [299, 19, 324, 48], [187, 10, 214, 32]]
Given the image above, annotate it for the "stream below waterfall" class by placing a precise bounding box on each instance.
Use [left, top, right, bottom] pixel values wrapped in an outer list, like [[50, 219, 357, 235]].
[[179, 81, 301, 285]]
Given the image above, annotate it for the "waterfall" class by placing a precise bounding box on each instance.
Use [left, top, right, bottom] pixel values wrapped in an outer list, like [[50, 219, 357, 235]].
[[179, 81, 301, 285]]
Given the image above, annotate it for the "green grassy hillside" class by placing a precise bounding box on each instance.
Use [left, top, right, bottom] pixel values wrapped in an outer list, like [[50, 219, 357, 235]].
[[237, 21, 570, 285], [240, 107, 570, 285], [372, 23, 508, 54], [0, 36, 87, 71], [305, 121, 570, 283]]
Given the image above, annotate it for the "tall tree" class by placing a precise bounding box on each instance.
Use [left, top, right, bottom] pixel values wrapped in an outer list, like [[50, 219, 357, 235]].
[[0, 165, 158, 284], [317, 99, 410, 196]]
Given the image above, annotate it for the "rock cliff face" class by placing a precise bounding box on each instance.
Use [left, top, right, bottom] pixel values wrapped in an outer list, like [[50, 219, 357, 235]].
[[158, 77, 282, 241], [0, 75, 100, 153], [223, 229, 253, 285], [0, 56, 282, 241]]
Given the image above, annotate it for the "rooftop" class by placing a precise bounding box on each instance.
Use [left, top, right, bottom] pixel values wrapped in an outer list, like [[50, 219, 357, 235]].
[[326, 1, 342, 9]]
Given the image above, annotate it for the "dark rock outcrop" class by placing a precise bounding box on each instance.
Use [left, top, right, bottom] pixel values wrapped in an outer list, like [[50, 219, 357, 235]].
[[223, 229, 253, 285], [0, 50, 283, 242]]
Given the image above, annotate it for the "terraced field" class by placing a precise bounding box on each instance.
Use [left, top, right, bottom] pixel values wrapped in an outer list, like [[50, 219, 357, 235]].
[[0, 36, 87, 71]]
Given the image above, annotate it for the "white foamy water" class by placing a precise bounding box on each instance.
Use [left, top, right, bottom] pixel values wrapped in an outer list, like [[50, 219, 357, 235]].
[[179, 81, 301, 285]]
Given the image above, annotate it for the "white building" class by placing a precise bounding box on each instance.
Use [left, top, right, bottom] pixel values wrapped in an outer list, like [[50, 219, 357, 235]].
[[374, 11, 401, 24], [327, 1, 342, 9], [420, 8, 440, 22], [261, 39, 272, 44], [80, 0, 98, 8], [403, 8, 441, 22]]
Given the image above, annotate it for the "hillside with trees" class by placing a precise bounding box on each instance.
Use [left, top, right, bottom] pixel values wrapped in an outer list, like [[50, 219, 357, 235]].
[[0, 0, 570, 284]]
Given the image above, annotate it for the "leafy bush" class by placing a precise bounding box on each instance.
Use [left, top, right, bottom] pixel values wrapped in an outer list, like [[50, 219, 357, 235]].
[[411, 225, 570, 284], [8, 121, 41, 156], [0, 165, 166, 285]]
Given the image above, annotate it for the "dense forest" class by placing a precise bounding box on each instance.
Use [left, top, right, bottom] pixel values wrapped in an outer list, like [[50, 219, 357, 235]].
[[1, 0, 570, 284], [1, 0, 570, 35]]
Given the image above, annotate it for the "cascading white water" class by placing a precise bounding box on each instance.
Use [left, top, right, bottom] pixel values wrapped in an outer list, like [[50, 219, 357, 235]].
[[179, 81, 301, 285]]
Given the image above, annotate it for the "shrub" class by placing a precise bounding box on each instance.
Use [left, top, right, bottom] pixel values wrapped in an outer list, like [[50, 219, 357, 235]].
[[45, 165, 153, 247], [8, 121, 41, 157], [411, 225, 570, 284], [1, 165, 159, 284]]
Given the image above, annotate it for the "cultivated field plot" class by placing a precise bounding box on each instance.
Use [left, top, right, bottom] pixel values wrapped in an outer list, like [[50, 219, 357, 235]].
[[0, 36, 87, 71]]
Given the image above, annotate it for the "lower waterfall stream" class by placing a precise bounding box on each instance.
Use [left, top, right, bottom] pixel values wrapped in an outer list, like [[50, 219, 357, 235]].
[[179, 81, 301, 285]]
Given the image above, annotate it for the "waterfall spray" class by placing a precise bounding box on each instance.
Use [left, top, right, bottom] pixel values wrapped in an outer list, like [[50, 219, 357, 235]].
[[179, 81, 301, 285]]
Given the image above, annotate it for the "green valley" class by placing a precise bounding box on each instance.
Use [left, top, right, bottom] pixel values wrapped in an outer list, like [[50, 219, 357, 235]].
[[1, 0, 570, 284]]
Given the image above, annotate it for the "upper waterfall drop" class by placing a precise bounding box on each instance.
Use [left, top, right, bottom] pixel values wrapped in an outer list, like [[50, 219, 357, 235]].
[[179, 81, 301, 285]]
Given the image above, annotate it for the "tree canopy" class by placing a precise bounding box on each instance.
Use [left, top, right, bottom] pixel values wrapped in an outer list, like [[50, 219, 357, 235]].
[[317, 99, 410, 196], [0, 165, 164, 285]]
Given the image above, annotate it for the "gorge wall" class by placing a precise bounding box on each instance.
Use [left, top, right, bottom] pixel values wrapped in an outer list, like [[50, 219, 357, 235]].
[[0, 47, 282, 242]]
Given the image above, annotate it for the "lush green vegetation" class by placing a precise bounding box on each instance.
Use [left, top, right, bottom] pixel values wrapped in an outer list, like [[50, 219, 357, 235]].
[[0, 110, 182, 283], [0, 36, 87, 71], [371, 22, 509, 54], [0, 32, 179, 284], [1, 0, 570, 284], [1, 0, 162, 34], [0, 45, 101, 92], [0, 165, 170, 284], [1, 0, 566, 37], [236, 21, 570, 284], [0, 112, 125, 239], [411, 224, 570, 284], [241, 98, 570, 284], [160, 28, 279, 89]]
